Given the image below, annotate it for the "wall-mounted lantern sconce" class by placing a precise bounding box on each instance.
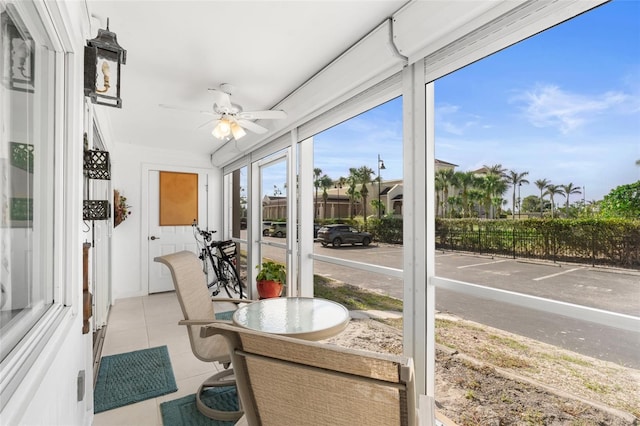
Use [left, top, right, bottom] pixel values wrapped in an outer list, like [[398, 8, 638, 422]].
[[84, 18, 126, 108]]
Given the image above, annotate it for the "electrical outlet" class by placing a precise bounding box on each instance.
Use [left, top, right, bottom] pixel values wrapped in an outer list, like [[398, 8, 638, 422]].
[[77, 370, 85, 402]]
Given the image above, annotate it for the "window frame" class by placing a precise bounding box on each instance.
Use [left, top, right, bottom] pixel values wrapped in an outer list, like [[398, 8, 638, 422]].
[[0, 0, 75, 411]]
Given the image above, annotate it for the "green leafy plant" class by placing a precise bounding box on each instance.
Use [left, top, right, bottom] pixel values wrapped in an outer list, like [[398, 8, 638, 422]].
[[256, 261, 286, 285]]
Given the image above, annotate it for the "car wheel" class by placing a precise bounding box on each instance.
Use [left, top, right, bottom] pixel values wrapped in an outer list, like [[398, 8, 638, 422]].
[[263, 229, 269, 236], [362, 237, 371, 246], [332, 237, 342, 248], [276, 231, 283, 237], [321, 242, 327, 247]]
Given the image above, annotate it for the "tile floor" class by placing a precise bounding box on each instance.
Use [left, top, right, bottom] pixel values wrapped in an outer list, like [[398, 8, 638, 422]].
[[93, 292, 236, 426], [92, 293, 451, 426]]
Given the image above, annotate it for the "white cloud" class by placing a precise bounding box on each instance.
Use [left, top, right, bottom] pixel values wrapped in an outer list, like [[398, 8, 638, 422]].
[[513, 84, 630, 134], [435, 104, 484, 135]]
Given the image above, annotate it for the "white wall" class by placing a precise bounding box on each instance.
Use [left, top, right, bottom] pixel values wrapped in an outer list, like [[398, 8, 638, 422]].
[[110, 143, 217, 301], [9, 314, 88, 424]]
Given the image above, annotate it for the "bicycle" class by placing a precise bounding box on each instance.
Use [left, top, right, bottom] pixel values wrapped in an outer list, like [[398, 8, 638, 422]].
[[192, 221, 246, 299]]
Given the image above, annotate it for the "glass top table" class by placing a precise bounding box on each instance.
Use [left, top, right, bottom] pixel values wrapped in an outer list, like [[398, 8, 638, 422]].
[[232, 297, 350, 340]]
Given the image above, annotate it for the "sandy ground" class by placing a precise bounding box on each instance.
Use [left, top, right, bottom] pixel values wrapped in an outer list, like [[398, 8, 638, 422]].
[[325, 317, 639, 425]]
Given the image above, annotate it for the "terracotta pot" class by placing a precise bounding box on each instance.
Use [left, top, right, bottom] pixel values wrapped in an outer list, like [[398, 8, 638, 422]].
[[257, 280, 283, 299]]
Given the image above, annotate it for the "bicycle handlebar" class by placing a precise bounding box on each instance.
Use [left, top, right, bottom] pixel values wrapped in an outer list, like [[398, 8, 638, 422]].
[[192, 220, 217, 242]]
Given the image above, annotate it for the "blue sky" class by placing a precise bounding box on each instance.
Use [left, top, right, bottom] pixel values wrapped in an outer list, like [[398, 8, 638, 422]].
[[310, 0, 639, 208]]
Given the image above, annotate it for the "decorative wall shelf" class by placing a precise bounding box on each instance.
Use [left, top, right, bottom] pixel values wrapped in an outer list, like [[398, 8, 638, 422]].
[[83, 200, 110, 221], [83, 149, 111, 180]]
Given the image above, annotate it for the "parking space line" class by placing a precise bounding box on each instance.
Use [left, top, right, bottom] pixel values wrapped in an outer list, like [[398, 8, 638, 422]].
[[533, 267, 584, 281], [457, 259, 508, 269]]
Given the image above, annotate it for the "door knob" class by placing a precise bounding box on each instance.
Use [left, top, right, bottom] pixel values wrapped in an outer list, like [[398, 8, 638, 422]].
[[150, 236, 160, 240]]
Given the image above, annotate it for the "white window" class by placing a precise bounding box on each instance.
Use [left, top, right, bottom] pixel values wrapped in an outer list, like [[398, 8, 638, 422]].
[[0, 1, 62, 402]]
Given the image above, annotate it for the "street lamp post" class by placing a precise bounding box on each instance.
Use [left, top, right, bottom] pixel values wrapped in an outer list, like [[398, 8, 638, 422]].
[[273, 185, 282, 219], [377, 154, 386, 219], [334, 182, 342, 220]]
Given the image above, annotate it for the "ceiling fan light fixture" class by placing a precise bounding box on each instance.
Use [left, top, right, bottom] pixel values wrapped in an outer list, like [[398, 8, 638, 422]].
[[230, 121, 247, 140], [212, 118, 231, 139]]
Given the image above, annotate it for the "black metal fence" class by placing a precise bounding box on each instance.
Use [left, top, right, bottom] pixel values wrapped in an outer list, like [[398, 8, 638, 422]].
[[435, 219, 640, 269]]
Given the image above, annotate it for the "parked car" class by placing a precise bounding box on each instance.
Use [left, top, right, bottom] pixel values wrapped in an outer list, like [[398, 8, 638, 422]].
[[313, 223, 321, 239], [268, 222, 287, 237], [262, 221, 272, 236], [317, 224, 372, 248]]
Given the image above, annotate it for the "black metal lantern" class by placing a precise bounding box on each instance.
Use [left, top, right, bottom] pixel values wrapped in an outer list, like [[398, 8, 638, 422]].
[[84, 19, 126, 108]]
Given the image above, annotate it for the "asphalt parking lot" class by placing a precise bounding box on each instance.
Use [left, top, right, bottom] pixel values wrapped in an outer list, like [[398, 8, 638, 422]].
[[261, 238, 640, 368]]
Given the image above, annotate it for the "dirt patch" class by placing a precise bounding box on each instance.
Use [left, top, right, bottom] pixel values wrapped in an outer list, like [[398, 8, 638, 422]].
[[325, 317, 639, 425]]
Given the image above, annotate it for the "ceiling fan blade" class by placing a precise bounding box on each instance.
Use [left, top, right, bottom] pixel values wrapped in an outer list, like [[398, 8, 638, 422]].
[[159, 104, 210, 115], [208, 88, 232, 109], [238, 119, 268, 134], [238, 110, 287, 120], [196, 118, 216, 129]]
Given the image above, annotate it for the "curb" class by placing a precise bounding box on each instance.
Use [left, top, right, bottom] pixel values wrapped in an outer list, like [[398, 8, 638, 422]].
[[350, 309, 403, 320]]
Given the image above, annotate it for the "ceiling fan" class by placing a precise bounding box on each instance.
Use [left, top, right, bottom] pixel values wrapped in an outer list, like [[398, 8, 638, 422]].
[[159, 83, 286, 140]]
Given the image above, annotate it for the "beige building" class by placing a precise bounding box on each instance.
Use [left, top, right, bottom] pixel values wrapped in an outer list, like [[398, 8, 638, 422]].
[[263, 159, 458, 221]]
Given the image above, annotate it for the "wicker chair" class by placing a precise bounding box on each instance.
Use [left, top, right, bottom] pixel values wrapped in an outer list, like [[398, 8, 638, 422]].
[[154, 250, 251, 422], [201, 322, 418, 426]]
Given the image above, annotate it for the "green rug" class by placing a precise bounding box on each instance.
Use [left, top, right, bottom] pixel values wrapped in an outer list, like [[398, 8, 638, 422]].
[[160, 387, 239, 425], [214, 311, 234, 321], [94, 345, 177, 413]]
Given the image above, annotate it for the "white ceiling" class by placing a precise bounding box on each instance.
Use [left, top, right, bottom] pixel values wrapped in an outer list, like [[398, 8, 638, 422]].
[[85, 1, 607, 163], [86, 1, 409, 156]]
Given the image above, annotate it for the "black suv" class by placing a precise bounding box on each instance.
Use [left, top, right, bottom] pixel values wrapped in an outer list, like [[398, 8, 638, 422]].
[[317, 224, 372, 248]]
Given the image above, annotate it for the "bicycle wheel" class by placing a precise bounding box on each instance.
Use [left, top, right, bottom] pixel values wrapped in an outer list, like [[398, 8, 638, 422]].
[[219, 258, 245, 299]]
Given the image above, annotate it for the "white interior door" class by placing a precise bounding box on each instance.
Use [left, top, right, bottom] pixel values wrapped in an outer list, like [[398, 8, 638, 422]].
[[147, 170, 208, 293]]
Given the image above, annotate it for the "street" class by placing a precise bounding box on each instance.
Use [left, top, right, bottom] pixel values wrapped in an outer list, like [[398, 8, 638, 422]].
[[260, 237, 640, 368]]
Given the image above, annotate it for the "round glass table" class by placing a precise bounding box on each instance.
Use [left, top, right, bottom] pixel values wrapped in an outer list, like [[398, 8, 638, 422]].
[[232, 297, 350, 340]]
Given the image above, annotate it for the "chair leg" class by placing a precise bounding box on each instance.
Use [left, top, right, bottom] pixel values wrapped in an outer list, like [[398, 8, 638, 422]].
[[195, 368, 243, 421]]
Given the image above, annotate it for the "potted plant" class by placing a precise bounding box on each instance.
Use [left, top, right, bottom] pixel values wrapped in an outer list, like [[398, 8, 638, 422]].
[[256, 261, 286, 299]]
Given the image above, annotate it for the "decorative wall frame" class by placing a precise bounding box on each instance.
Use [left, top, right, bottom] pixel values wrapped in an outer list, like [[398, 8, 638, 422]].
[[159, 171, 198, 226]]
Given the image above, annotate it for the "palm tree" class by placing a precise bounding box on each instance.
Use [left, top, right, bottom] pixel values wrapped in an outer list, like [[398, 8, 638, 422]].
[[334, 176, 347, 219], [505, 170, 529, 219], [468, 189, 484, 217], [355, 165, 375, 224], [319, 175, 333, 219], [534, 178, 550, 216], [448, 195, 462, 217], [313, 168, 322, 219], [434, 176, 444, 217], [346, 168, 360, 219], [480, 174, 503, 218], [562, 183, 582, 212], [483, 163, 507, 177], [436, 169, 454, 218], [545, 184, 564, 218], [453, 171, 477, 218]]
